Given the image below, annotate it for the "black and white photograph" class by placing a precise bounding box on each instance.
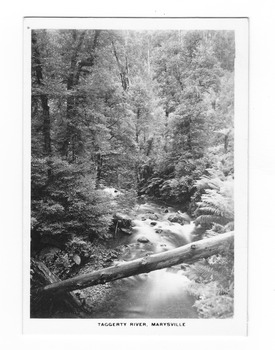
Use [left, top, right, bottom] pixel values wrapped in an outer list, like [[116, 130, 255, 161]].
[[23, 17, 248, 335]]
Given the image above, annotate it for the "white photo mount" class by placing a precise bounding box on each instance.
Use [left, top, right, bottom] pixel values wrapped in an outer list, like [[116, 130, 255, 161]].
[[23, 17, 248, 336]]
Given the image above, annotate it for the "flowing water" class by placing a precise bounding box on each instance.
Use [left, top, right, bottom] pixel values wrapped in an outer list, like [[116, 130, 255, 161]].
[[92, 200, 198, 318]]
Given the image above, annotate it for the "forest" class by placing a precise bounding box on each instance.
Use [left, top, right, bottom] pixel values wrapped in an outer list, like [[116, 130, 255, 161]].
[[30, 29, 235, 319]]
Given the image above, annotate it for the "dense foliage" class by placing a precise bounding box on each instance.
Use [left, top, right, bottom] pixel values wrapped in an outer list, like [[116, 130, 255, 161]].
[[31, 29, 235, 319], [186, 251, 234, 318]]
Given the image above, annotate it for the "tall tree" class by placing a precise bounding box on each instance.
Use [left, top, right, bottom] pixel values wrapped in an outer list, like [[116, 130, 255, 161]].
[[59, 30, 101, 162], [32, 30, 52, 157]]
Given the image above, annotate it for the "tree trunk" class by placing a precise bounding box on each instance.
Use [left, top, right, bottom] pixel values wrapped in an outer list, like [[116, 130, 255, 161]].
[[35, 231, 233, 295], [40, 96, 51, 156], [136, 108, 140, 144], [147, 35, 151, 75], [164, 109, 169, 152], [224, 133, 229, 153], [32, 31, 52, 157], [95, 152, 103, 188], [63, 31, 86, 161], [63, 30, 101, 161], [112, 40, 129, 91], [187, 115, 192, 151]]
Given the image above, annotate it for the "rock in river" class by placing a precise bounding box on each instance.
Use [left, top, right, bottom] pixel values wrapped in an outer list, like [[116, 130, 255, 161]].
[[167, 212, 191, 225], [148, 213, 159, 220], [137, 236, 150, 243], [113, 212, 132, 228], [120, 228, 132, 235]]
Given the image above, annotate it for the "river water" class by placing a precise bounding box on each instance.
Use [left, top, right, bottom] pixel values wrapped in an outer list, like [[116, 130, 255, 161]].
[[91, 199, 198, 319]]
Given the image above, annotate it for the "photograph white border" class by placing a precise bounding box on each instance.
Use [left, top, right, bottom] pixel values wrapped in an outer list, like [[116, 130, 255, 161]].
[[22, 17, 248, 336]]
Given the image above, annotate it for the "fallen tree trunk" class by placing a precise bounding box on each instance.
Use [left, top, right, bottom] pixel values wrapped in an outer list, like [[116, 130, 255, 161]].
[[35, 231, 234, 295], [31, 259, 87, 317]]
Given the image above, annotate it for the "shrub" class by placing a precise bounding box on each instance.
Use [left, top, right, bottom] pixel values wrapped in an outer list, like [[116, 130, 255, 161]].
[[31, 157, 113, 252], [186, 251, 234, 318]]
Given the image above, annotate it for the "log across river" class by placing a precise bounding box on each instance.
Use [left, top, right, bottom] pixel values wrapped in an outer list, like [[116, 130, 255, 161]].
[[36, 200, 233, 319]]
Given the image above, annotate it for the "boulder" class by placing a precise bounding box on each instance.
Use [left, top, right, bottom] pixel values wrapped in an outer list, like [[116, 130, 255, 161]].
[[150, 221, 157, 226], [155, 229, 163, 234], [120, 228, 132, 235], [148, 213, 159, 220], [137, 236, 150, 243], [113, 212, 132, 229], [167, 213, 183, 224], [167, 212, 191, 225]]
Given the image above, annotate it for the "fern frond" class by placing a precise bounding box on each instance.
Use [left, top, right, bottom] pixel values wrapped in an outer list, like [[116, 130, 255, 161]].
[[195, 176, 223, 191], [197, 205, 224, 217], [205, 223, 227, 236], [186, 262, 223, 283], [195, 215, 227, 225]]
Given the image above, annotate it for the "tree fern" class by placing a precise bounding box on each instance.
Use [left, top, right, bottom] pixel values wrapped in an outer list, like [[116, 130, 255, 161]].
[[194, 174, 233, 232]]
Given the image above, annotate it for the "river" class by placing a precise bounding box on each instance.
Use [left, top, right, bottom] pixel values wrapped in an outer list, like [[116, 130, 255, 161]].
[[89, 197, 199, 319]]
